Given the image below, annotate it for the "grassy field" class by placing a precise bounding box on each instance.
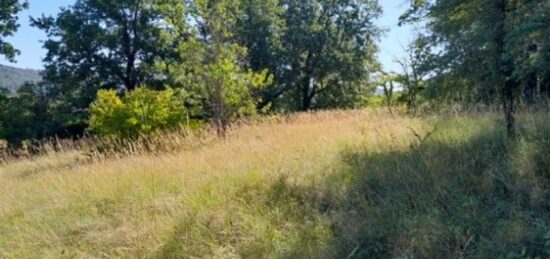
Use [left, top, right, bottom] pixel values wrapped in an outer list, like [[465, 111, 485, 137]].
[[0, 110, 549, 258]]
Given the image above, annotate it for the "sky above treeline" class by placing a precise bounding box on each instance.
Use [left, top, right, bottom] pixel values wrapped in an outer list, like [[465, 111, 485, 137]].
[[0, 0, 413, 73]]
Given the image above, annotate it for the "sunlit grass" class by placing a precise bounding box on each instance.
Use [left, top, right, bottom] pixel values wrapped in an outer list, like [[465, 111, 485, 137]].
[[0, 109, 548, 258]]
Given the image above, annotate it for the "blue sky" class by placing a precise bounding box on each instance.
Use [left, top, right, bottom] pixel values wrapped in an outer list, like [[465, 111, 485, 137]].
[[0, 0, 412, 73]]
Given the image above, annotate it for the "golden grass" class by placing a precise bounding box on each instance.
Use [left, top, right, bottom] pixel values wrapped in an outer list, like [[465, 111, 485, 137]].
[[0, 110, 405, 257], [0, 109, 548, 258]]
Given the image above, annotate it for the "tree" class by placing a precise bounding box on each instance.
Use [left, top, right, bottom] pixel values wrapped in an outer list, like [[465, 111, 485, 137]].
[[160, 0, 272, 137], [234, 0, 382, 111], [232, 0, 285, 109], [32, 0, 187, 91], [234, 0, 284, 74], [0, 0, 28, 61], [195, 47, 271, 137], [31, 0, 188, 129], [400, 0, 548, 136], [395, 37, 429, 114], [505, 1, 550, 101]]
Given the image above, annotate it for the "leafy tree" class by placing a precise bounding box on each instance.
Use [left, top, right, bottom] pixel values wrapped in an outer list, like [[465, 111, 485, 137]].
[[505, 1, 550, 101], [234, 0, 284, 72], [400, 0, 550, 136], [32, 0, 186, 91], [284, 0, 381, 110], [0, 0, 27, 61], [31, 0, 188, 129], [232, 0, 285, 109], [159, 0, 272, 137], [234, 0, 382, 111], [195, 47, 271, 137], [89, 87, 187, 138]]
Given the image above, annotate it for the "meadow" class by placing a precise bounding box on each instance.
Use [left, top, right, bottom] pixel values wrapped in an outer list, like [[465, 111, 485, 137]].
[[0, 110, 549, 258]]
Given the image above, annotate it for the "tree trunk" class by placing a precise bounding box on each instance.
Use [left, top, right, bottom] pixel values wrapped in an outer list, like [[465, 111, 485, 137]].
[[125, 55, 137, 90], [542, 72, 550, 99], [503, 81, 516, 138], [494, 0, 516, 138], [122, 16, 137, 91], [301, 74, 312, 111], [407, 87, 416, 114], [383, 81, 394, 114]]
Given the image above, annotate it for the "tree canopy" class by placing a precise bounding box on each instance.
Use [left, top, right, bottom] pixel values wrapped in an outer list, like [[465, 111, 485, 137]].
[[1, 0, 549, 144], [236, 0, 382, 110], [18, 0, 382, 140], [30, 0, 189, 129], [401, 0, 550, 136], [0, 0, 28, 61]]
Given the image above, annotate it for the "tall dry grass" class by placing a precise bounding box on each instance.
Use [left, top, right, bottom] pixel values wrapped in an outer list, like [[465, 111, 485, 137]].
[[0, 109, 548, 258], [0, 126, 215, 162]]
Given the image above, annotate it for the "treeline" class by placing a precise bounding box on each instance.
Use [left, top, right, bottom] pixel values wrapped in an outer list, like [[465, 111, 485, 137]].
[[1, 0, 549, 145], [1, 0, 383, 144]]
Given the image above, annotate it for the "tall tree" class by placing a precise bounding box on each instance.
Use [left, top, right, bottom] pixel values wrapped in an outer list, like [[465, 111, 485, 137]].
[[32, 0, 188, 91], [234, 0, 382, 111], [160, 0, 272, 136], [0, 0, 27, 61], [234, 0, 284, 72], [232, 0, 285, 109], [400, 0, 548, 136], [31, 0, 187, 128]]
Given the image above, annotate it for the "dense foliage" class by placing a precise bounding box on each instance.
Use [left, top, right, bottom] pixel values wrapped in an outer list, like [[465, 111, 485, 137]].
[[237, 0, 382, 111], [1, 0, 381, 142], [0, 0, 549, 144], [0, 0, 27, 61], [30, 0, 187, 130], [401, 0, 550, 135], [0, 83, 49, 144], [89, 88, 187, 138], [158, 0, 274, 136]]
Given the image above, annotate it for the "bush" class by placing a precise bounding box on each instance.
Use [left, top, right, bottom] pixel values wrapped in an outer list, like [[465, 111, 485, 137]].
[[89, 87, 187, 138]]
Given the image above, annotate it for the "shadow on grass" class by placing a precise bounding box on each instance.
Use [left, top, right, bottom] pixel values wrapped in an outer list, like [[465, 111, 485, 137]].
[[323, 125, 550, 258], [159, 117, 550, 258], [332, 132, 550, 258]]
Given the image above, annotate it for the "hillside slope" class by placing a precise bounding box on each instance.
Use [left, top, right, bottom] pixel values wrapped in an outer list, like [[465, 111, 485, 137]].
[[0, 110, 549, 258], [0, 65, 42, 92]]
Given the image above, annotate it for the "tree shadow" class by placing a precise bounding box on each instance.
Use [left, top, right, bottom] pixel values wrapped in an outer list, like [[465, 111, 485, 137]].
[[318, 123, 550, 258], [157, 120, 550, 258]]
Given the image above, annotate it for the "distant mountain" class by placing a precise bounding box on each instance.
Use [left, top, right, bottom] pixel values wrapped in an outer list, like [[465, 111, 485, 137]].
[[0, 65, 42, 92]]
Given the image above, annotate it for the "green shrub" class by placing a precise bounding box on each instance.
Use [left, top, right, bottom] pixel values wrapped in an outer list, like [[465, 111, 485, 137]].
[[89, 87, 187, 138]]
